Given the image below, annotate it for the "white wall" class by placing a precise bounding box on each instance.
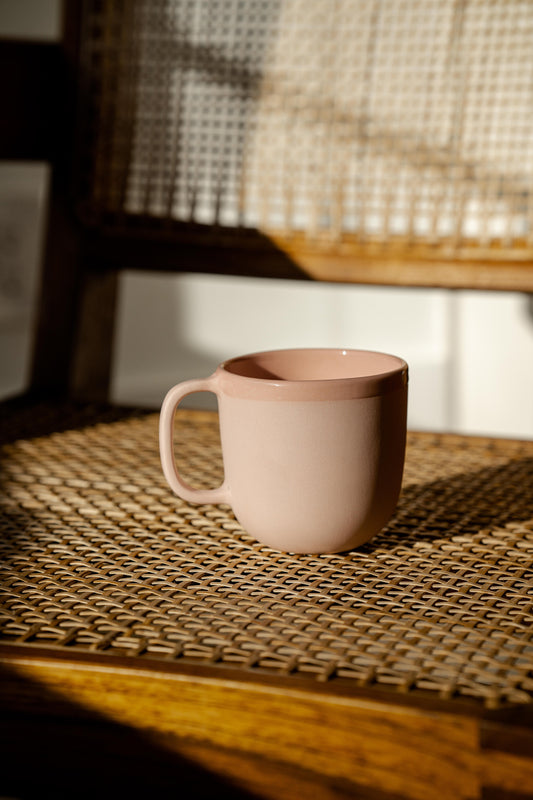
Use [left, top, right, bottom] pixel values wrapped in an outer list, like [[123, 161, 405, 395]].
[[110, 272, 533, 439], [0, 0, 61, 40], [454, 292, 533, 437], [110, 273, 455, 432], [0, 162, 49, 397]]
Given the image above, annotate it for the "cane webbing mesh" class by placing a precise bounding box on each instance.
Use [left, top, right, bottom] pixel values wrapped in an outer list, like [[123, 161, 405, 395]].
[[80, 0, 533, 263], [1, 410, 532, 708]]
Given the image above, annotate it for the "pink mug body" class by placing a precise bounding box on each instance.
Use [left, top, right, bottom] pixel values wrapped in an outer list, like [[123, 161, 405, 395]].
[[160, 348, 408, 553]]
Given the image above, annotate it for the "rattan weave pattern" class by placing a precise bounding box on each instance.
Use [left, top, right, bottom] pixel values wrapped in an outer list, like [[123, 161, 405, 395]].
[[1, 411, 532, 709], [81, 0, 533, 256]]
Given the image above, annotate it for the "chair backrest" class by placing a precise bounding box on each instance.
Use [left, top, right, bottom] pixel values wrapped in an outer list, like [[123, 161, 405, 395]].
[[3, 0, 533, 401], [77, 0, 533, 289]]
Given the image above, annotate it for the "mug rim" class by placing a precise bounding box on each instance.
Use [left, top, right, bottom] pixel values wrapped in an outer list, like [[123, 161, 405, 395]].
[[217, 348, 408, 400]]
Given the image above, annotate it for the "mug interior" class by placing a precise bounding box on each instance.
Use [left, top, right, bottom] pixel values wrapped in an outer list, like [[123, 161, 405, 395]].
[[223, 348, 404, 382]]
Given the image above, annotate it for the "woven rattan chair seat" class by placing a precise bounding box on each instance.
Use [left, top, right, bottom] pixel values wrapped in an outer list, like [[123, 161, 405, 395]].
[[1, 409, 532, 709]]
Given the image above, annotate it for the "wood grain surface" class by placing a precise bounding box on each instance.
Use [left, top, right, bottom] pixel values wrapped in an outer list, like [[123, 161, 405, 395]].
[[1, 647, 532, 800]]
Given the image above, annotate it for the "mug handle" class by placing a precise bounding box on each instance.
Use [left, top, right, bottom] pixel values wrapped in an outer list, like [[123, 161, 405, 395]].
[[159, 376, 231, 505]]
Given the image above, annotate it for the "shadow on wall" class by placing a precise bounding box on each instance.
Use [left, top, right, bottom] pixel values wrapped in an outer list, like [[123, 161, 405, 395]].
[[110, 272, 456, 431], [111, 272, 224, 410]]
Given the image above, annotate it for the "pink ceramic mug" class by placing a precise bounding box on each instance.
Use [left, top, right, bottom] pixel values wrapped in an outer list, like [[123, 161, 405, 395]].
[[159, 348, 408, 553]]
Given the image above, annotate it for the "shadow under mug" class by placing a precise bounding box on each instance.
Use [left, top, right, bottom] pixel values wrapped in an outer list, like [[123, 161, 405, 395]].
[[159, 348, 408, 554]]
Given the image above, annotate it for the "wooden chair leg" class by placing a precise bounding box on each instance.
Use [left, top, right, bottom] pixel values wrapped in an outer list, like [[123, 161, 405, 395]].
[[69, 264, 119, 402], [29, 181, 81, 399]]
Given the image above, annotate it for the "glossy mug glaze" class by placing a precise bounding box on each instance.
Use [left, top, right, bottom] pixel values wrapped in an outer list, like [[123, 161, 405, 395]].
[[159, 348, 408, 553]]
